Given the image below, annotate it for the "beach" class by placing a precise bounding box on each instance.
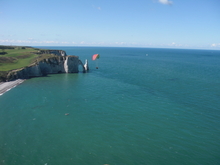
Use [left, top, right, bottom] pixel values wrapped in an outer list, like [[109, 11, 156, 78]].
[[0, 79, 25, 95]]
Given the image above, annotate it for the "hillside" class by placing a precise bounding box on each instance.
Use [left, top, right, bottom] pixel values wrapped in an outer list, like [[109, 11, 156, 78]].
[[0, 46, 66, 81]]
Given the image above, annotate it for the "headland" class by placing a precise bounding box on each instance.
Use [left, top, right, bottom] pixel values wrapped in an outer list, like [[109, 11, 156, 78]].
[[0, 45, 88, 95]]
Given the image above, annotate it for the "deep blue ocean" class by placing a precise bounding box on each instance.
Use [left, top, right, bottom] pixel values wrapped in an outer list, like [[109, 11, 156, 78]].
[[0, 47, 220, 165]]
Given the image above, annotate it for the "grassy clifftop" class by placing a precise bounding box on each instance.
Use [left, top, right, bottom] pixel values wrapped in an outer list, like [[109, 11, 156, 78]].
[[0, 46, 50, 71], [0, 46, 56, 81]]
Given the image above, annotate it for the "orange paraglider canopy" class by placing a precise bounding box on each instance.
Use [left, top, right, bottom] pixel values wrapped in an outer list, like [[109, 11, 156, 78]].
[[92, 54, 100, 60]]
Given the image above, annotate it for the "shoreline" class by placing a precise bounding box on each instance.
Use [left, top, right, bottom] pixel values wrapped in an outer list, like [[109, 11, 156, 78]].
[[0, 79, 25, 96]]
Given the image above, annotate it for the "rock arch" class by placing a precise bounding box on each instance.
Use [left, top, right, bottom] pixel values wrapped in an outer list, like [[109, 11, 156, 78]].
[[78, 60, 86, 72]]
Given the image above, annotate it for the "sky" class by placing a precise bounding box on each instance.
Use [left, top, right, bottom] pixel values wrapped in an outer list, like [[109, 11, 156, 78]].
[[0, 0, 220, 49]]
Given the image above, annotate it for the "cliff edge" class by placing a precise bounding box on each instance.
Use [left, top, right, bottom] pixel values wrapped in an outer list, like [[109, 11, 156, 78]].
[[0, 47, 87, 82], [6, 55, 85, 81]]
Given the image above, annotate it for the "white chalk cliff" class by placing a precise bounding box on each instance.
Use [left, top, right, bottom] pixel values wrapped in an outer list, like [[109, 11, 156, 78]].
[[6, 52, 86, 81], [84, 59, 89, 71]]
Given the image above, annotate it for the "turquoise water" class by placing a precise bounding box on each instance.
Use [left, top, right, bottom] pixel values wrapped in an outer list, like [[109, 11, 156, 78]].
[[0, 47, 220, 165]]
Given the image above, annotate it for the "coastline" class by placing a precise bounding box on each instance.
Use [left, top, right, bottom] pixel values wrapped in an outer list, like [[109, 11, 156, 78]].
[[0, 79, 25, 96]]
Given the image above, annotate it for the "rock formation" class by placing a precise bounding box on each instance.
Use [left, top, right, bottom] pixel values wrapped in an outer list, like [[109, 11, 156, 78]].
[[6, 52, 87, 81], [37, 50, 67, 56], [84, 59, 89, 71]]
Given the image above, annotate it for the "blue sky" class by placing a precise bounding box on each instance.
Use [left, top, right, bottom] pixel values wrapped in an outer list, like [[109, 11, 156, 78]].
[[0, 0, 220, 49]]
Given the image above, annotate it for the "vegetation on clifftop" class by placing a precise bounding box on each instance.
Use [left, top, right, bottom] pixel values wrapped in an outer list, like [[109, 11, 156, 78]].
[[0, 45, 58, 81]]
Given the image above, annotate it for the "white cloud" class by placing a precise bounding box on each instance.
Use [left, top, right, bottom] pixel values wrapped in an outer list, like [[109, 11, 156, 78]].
[[115, 42, 127, 45], [211, 43, 220, 47], [44, 41, 57, 44], [92, 5, 101, 10], [158, 0, 173, 5], [211, 44, 216, 47], [61, 41, 69, 44], [0, 39, 71, 45]]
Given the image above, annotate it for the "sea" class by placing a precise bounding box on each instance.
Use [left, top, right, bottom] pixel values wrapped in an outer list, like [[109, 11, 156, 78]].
[[0, 47, 220, 165]]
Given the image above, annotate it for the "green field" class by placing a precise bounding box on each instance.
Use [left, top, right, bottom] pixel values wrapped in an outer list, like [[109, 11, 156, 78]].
[[0, 46, 57, 81], [0, 46, 40, 71]]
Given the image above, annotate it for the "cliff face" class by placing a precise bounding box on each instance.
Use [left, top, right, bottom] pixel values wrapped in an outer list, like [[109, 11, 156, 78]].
[[6, 55, 85, 81], [38, 50, 67, 56]]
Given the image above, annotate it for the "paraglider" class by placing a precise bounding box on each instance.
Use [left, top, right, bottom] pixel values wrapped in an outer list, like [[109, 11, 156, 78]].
[[92, 54, 100, 69]]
